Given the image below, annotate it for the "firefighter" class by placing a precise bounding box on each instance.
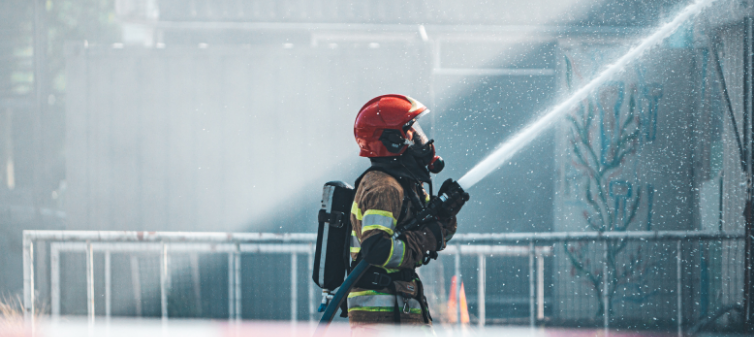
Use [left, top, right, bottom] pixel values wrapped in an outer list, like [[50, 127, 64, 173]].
[[349, 94, 468, 330]]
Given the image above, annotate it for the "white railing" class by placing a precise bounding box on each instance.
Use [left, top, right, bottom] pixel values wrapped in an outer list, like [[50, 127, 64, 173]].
[[23, 230, 744, 335], [23, 231, 316, 325]]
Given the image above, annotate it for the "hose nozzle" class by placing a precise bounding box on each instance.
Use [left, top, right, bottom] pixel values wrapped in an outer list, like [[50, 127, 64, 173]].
[[437, 178, 470, 218]]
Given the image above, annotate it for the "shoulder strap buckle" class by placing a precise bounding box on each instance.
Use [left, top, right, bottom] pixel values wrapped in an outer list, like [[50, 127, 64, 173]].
[[370, 271, 392, 288]]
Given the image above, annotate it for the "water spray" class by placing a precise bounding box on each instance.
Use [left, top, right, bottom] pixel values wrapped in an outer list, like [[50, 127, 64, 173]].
[[457, 0, 719, 190]]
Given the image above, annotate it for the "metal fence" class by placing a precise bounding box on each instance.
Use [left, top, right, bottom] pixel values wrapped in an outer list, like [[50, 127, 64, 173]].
[[23, 230, 745, 334], [452, 231, 746, 335]]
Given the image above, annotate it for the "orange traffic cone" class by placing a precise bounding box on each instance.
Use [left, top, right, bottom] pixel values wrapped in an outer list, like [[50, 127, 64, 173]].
[[447, 276, 470, 324], [447, 276, 457, 322], [459, 281, 470, 324]]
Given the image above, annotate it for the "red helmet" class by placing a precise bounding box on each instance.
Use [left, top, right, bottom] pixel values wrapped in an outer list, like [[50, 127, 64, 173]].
[[354, 94, 429, 157]]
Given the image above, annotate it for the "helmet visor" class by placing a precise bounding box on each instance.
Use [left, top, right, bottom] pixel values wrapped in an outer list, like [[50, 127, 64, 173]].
[[403, 109, 430, 145], [410, 121, 430, 146]]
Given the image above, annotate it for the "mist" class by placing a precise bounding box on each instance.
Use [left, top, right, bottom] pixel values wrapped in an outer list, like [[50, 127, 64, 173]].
[[2, 0, 753, 333]]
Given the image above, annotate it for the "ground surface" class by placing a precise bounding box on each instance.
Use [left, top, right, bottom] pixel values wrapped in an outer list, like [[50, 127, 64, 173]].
[[5, 318, 748, 337]]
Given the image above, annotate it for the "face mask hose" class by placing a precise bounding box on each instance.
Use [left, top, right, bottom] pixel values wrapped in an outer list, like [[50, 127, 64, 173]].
[[408, 136, 445, 174]]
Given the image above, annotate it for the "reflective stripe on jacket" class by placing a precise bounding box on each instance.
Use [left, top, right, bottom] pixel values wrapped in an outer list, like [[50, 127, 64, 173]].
[[347, 170, 456, 324], [347, 290, 422, 314], [349, 170, 437, 270]]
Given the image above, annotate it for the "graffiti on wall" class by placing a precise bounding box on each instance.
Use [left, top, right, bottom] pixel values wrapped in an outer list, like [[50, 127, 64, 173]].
[[561, 50, 665, 318]]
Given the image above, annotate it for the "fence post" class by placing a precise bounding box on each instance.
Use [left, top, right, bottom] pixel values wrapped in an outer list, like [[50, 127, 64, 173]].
[[235, 246, 241, 321], [51, 243, 60, 318], [105, 251, 111, 320], [228, 250, 235, 320], [292, 253, 298, 323], [529, 240, 535, 328], [130, 256, 142, 317], [478, 253, 485, 327], [23, 235, 33, 324], [87, 241, 94, 326], [537, 251, 545, 320], [677, 240, 682, 337], [160, 242, 169, 323], [603, 241, 609, 336]]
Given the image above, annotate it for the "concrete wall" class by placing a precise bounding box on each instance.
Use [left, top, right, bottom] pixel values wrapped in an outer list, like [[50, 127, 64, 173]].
[[64, 43, 430, 234]]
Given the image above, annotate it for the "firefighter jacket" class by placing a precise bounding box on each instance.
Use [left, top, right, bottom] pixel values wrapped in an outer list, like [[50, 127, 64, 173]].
[[347, 170, 457, 326]]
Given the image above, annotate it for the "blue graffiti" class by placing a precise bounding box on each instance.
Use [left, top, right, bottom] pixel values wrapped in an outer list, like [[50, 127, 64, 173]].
[[634, 63, 663, 143], [641, 84, 663, 142], [597, 82, 625, 165], [609, 180, 632, 226]]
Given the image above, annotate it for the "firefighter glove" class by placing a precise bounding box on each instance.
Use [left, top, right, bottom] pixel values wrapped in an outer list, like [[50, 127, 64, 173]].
[[437, 178, 470, 218]]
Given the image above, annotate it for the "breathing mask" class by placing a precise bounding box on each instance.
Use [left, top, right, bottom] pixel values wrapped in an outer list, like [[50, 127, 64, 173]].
[[404, 119, 445, 174]]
